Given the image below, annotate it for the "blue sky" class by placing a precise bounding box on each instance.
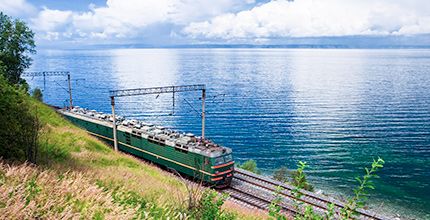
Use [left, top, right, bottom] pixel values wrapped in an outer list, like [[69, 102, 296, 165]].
[[1, 0, 429, 48]]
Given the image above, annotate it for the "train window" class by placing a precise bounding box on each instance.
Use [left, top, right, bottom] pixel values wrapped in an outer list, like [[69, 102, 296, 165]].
[[224, 154, 232, 162], [175, 148, 188, 153], [214, 157, 224, 165], [132, 134, 142, 139]]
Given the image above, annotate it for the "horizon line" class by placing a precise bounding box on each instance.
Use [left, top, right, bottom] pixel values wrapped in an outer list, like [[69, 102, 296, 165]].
[[36, 43, 430, 50]]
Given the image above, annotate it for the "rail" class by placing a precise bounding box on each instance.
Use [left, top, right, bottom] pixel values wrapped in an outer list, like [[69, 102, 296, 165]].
[[220, 168, 389, 220]]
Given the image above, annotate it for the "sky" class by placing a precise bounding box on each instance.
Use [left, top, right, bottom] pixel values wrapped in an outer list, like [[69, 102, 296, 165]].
[[1, 0, 430, 48]]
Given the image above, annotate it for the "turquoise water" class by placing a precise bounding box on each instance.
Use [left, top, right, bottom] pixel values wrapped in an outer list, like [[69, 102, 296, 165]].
[[28, 49, 430, 218]]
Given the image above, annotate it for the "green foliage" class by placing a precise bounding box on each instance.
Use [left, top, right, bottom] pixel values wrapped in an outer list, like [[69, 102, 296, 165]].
[[0, 12, 39, 163], [193, 190, 234, 220], [92, 157, 139, 169], [32, 87, 43, 101], [295, 205, 323, 220], [324, 203, 335, 220], [26, 99, 68, 127], [0, 74, 41, 163], [0, 12, 35, 85], [0, 73, 24, 160], [92, 211, 104, 220], [273, 163, 313, 192], [269, 161, 315, 220], [96, 180, 178, 219], [273, 166, 289, 183], [268, 159, 385, 220], [238, 159, 261, 174], [291, 161, 307, 212], [37, 139, 70, 163], [341, 157, 385, 219], [269, 161, 333, 220], [85, 139, 111, 153], [291, 161, 314, 193], [112, 189, 148, 210], [97, 183, 235, 219], [25, 176, 41, 206], [268, 185, 287, 220], [0, 170, 5, 186]]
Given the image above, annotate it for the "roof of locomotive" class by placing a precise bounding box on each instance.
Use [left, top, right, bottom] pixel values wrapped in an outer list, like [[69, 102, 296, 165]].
[[59, 107, 232, 158]]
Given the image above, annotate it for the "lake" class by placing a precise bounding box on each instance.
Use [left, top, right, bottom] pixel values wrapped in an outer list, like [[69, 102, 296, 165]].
[[28, 48, 430, 219]]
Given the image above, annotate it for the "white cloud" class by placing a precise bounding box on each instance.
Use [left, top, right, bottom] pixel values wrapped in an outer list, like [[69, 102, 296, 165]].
[[183, 0, 430, 40], [30, 0, 255, 42], [0, 0, 35, 17], [29, 8, 73, 41], [71, 0, 173, 39], [19, 0, 430, 45], [170, 0, 255, 24], [31, 8, 72, 32]]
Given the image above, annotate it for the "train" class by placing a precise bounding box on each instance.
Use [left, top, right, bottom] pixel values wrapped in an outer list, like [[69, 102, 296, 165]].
[[58, 107, 234, 187]]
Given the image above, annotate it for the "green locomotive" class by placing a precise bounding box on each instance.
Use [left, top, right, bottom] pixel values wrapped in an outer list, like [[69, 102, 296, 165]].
[[59, 107, 234, 187]]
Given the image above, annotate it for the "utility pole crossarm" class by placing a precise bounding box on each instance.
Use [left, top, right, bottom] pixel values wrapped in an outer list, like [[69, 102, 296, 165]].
[[109, 84, 207, 151], [22, 71, 70, 77], [109, 84, 205, 97], [22, 71, 73, 109]]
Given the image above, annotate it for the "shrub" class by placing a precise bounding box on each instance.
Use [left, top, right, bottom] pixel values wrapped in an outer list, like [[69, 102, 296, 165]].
[[238, 159, 261, 174], [273, 164, 313, 191], [290, 161, 314, 192], [178, 173, 235, 220], [194, 189, 235, 220], [268, 185, 287, 220], [341, 157, 385, 219], [0, 74, 41, 163], [273, 166, 289, 183]]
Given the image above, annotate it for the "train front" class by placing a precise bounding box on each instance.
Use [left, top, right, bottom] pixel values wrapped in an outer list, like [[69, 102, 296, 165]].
[[209, 147, 234, 188]]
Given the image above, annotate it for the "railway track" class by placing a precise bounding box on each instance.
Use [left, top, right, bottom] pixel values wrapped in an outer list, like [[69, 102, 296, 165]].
[[222, 168, 388, 220]]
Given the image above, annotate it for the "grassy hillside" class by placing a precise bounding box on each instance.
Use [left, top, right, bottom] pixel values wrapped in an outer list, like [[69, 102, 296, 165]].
[[0, 99, 266, 219]]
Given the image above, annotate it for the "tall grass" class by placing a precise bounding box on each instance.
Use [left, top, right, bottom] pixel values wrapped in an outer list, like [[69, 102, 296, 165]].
[[0, 162, 137, 219]]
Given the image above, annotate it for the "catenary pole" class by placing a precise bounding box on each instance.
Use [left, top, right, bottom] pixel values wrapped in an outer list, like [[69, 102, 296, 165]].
[[201, 88, 206, 139], [111, 96, 118, 151], [67, 73, 73, 109]]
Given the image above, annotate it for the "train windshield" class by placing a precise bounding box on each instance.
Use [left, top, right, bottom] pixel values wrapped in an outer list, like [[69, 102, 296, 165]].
[[214, 157, 224, 165], [224, 154, 233, 162]]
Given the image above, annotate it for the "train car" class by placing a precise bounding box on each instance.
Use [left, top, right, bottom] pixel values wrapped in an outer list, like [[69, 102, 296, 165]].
[[58, 107, 234, 187]]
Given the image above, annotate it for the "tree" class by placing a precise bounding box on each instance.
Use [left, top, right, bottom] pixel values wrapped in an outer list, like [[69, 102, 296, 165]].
[[32, 87, 43, 101], [0, 13, 38, 163], [0, 12, 35, 85]]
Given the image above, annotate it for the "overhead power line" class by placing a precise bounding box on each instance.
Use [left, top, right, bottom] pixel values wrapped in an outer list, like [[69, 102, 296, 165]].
[[22, 71, 73, 108]]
